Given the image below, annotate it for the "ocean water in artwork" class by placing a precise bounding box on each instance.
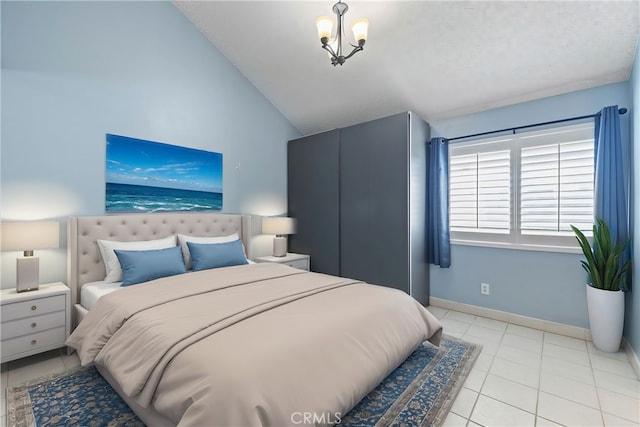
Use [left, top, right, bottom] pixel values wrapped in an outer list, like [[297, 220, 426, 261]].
[[106, 183, 222, 212]]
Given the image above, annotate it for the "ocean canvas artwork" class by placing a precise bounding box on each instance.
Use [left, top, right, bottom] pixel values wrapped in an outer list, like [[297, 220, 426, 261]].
[[106, 134, 223, 212]]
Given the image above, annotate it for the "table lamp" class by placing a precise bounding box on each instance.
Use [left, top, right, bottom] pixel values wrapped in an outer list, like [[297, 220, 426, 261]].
[[1, 221, 60, 292], [262, 217, 296, 257]]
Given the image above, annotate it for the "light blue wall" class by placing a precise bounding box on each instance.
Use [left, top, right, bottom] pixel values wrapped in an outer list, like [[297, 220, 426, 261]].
[[429, 82, 632, 328], [627, 41, 640, 357], [0, 1, 300, 288]]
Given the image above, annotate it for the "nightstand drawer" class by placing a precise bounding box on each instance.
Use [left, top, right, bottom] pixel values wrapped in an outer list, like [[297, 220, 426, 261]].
[[1, 295, 65, 322], [1, 311, 66, 340], [1, 327, 66, 359], [284, 259, 309, 270]]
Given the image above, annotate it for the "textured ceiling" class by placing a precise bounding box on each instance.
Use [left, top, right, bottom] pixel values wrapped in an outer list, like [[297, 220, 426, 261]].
[[174, 1, 640, 135]]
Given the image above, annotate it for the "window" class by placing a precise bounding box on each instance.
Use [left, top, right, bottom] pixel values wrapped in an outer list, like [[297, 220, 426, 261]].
[[449, 122, 594, 251]]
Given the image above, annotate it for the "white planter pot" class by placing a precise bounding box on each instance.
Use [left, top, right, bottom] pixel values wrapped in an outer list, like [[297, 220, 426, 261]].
[[586, 284, 625, 352]]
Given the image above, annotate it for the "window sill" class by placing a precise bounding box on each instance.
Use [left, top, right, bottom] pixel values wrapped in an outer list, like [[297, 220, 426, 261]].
[[451, 239, 582, 254]]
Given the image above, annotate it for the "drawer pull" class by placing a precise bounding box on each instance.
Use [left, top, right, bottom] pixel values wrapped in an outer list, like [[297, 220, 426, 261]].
[[31, 340, 37, 345], [31, 305, 37, 311], [31, 322, 37, 328]]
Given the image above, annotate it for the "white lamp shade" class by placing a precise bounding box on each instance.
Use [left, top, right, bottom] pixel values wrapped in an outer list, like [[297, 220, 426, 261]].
[[316, 16, 333, 40], [1, 221, 60, 251], [352, 18, 369, 43], [262, 217, 296, 236]]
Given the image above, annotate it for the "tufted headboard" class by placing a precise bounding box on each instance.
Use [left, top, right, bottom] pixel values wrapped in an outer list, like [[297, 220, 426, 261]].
[[67, 212, 251, 314]]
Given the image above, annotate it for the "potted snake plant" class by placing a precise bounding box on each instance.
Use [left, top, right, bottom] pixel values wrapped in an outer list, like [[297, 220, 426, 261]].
[[571, 218, 631, 352]]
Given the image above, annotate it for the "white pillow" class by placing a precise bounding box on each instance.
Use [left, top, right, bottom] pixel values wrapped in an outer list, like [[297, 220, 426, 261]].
[[98, 235, 177, 283], [178, 233, 241, 269]]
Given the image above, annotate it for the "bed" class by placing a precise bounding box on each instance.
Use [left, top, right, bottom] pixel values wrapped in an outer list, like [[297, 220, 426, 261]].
[[66, 212, 443, 426]]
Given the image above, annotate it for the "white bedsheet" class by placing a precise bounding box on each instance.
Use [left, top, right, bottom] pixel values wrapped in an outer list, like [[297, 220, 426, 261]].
[[81, 280, 122, 310]]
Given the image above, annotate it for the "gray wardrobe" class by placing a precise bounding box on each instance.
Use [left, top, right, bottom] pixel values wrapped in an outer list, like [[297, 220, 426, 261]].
[[287, 111, 430, 304]]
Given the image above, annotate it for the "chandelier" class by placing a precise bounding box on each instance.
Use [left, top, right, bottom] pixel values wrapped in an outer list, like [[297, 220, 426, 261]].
[[315, 1, 369, 66]]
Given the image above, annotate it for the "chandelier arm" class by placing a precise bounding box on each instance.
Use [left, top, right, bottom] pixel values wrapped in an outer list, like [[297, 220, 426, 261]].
[[321, 44, 339, 61], [343, 45, 363, 60]]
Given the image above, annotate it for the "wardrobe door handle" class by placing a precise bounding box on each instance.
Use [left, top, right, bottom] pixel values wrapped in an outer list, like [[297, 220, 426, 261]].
[[31, 340, 37, 345]]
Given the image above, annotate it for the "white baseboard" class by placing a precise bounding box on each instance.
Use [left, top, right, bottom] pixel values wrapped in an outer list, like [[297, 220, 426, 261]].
[[622, 338, 640, 380], [429, 297, 640, 380], [429, 297, 589, 340]]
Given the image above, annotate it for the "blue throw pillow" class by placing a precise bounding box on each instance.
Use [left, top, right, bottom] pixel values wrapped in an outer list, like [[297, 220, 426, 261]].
[[187, 239, 249, 271], [115, 246, 187, 287]]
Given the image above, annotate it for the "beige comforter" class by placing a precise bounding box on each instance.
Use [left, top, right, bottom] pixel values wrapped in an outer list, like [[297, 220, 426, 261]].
[[67, 263, 442, 426]]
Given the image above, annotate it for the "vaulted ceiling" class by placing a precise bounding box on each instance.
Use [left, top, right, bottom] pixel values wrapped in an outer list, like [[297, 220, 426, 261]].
[[174, 1, 639, 135]]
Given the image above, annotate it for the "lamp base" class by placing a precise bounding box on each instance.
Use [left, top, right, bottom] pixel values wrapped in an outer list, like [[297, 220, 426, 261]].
[[273, 236, 287, 257], [16, 257, 39, 293]]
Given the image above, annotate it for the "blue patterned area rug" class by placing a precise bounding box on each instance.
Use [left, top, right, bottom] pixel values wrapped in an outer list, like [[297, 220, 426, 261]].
[[7, 335, 480, 427]]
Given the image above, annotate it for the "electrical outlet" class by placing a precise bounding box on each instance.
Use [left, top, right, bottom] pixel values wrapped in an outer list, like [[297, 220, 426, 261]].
[[481, 282, 490, 295]]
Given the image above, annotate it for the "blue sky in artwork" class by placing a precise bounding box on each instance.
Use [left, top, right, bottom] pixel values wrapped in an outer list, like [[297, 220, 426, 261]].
[[106, 134, 222, 193]]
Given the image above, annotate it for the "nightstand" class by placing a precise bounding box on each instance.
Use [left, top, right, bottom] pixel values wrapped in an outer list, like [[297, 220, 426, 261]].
[[1, 282, 71, 363], [254, 253, 310, 271]]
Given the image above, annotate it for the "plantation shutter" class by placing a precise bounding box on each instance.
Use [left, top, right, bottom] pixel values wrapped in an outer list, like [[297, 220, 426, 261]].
[[450, 153, 478, 230], [449, 123, 594, 249], [450, 140, 511, 235], [478, 150, 511, 233], [519, 124, 594, 237]]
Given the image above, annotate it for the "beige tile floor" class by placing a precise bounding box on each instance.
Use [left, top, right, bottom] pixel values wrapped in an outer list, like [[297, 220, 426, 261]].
[[430, 306, 640, 427], [1, 307, 639, 426]]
